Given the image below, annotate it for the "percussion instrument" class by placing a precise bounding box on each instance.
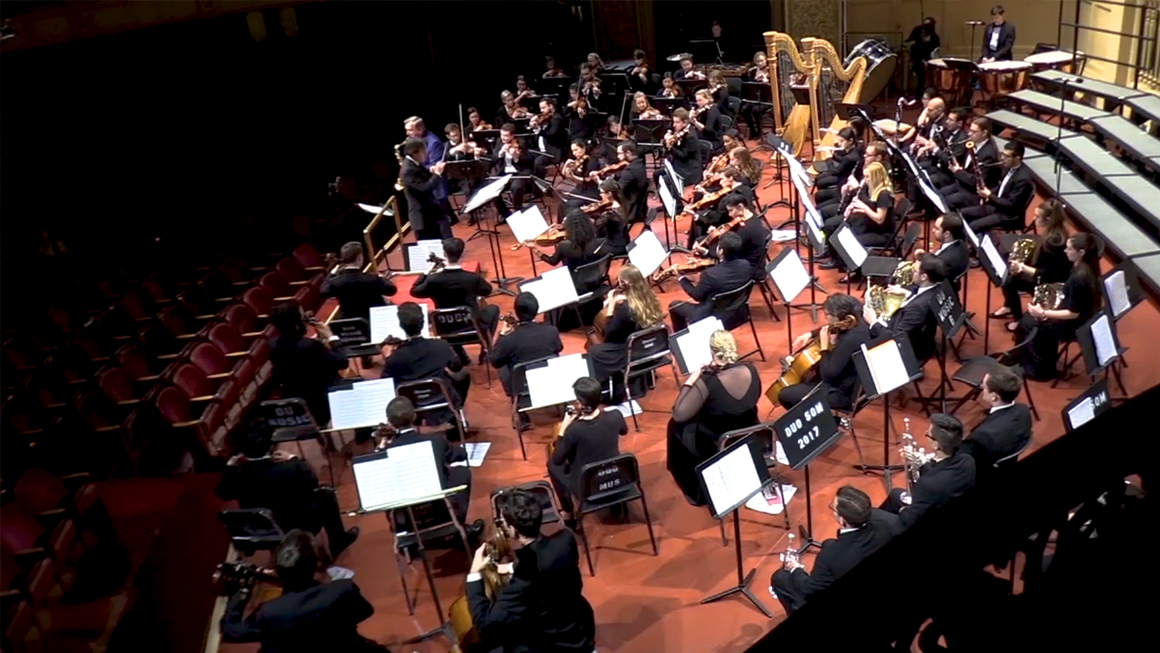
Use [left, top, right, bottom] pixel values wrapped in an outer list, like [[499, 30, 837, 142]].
[[978, 61, 1032, 97], [844, 39, 898, 103], [925, 58, 974, 108], [667, 52, 694, 62], [873, 118, 912, 136], [1024, 49, 1086, 75]]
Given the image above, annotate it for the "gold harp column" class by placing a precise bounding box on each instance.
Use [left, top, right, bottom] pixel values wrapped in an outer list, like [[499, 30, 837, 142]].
[[784, 0, 842, 47]]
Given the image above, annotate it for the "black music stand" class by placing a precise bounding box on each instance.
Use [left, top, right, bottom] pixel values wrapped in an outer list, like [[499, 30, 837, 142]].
[[740, 82, 774, 140], [767, 248, 818, 351], [973, 228, 1010, 358], [774, 387, 842, 555], [1075, 310, 1128, 401], [762, 134, 797, 212], [1061, 379, 1112, 431], [329, 317, 380, 358], [851, 335, 925, 488], [467, 129, 500, 150], [835, 102, 876, 124], [922, 281, 969, 413], [462, 176, 521, 296], [651, 96, 690, 115], [828, 223, 868, 296], [1101, 262, 1145, 322], [696, 433, 773, 617], [674, 77, 709, 98]]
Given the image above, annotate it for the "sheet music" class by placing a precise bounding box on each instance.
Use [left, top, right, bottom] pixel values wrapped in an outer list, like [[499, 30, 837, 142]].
[[861, 340, 910, 395], [352, 441, 443, 512], [628, 229, 669, 277], [802, 195, 825, 230], [674, 316, 723, 374], [1067, 397, 1096, 428], [452, 442, 492, 468], [406, 240, 447, 273], [963, 220, 981, 249], [770, 250, 810, 303], [1091, 314, 1117, 367], [658, 177, 678, 217], [357, 203, 386, 214], [804, 212, 826, 253], [462, 175, 512, 214], [835, 226, 868, 269], [918, 178, 948, 213], [1105, 270, 1131, 318], [526, 353, 591, 409], [702, 444, 762, 516], [979, 234, 1007, 285], [777, 151, 813, 191], [328, 378, 397, 430], [507, 205, 551, 244], [520, 266, 579, 313], [369, 304, 430, 344]]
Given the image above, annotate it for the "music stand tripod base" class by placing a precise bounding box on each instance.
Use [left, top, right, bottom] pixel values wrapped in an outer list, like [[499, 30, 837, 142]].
[[700, 510, 772, 618]]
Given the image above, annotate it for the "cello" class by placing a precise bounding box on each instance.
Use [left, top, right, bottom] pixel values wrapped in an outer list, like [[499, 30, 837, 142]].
[[448, 527, 514, 652], [764, 322, 846, 406]]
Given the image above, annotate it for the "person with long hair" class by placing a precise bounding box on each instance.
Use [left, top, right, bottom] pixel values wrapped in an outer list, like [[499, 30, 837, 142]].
[[592, 179, 630, 257], [587, 264, 665, 397], [824, 160, 895, 276], [708, 70, 730, 114], [728, 146, 763, 189], [497, 89, 529, 126], [562, 139, 602, 204], [776, 293, 871, 411], [1015, 232, 1103, 381], [630, 92, 664, 121], [993, 200, 1071, 331], [465, 107, 491, 132], [524, 211, 607, 294]]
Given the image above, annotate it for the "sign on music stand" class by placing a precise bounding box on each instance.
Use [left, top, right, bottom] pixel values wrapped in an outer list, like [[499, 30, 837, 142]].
[[774, 388, 841, 554], [1061, 379, 1112, 431], [851, 335, 925, 485]]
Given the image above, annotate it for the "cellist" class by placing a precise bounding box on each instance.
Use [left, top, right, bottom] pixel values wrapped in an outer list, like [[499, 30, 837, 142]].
[[774, 294, 871, 411]]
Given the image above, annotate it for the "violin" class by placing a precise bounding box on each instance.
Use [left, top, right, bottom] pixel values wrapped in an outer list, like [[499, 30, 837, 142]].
[[510, 228, 567, 251], [653, 256, 714, 282], [529, 109, 551, 130], [676, 186, 731, 222], [664, 125, 690, 149], [581, 198, 612, 215], [561, 154, 588, 178], [692, 213, 746, 251], [589, 160, 628, 181]]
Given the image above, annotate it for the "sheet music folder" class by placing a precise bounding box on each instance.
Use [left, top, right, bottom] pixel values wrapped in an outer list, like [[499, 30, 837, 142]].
[[853, 335, 923, 399], [524, 353, 594, 410], [696, 433, 771, 520]]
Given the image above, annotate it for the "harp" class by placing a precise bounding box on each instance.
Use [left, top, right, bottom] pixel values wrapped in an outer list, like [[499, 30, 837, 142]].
[[803, 37, 868, 163], [763, 31, 817, 158]]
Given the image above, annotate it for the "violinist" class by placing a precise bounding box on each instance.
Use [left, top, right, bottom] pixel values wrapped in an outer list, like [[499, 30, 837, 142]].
[[777, 293, 871, 411], [497, 89, 530, 125], [566, 98, 593, 143], [664, 108, 704, 187], [490, 293, 564, 401], [708, 70, 730, 115], [706, 194, 770, 280], [923, 107, 970, 188], [685, 166, 750, 246], [667, 330, 763, 506], [411, 236, 500, 340], [614, 141, 649, 222], [814, 127, 861, 203], [674, 56, 706, 82], [490, 128, 536, 221], [561, 139, 602, 205], [380, 303, 472, 430], [668, 231, 753, 332], [549, 377, 629, 519], [523, 212, 608, 295], [992, 200, 1070, 331], [530, 97, 566, 178], [514, 75, 536, 106], [466, 106, 492, 133], [629, 49, 657, 94], [579, 63, 604, 112], [586, 52, 606, 76], [660, 75, 680, 99], [729, 145, 763, 189], [630, 91, 665, 121], [590, 179, 631, 257], [691, 89, 725, 152], [443, 123, 485, 197], [703, 130, 743, 183], [747, 51, 770, 83], [542, 55, 567, 79], [588, 264, 665, 395]]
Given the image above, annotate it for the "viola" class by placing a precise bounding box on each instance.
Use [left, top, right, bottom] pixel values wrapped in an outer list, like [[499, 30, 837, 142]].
[[589, 160, 628, 181], [653, 256, 714, 282]]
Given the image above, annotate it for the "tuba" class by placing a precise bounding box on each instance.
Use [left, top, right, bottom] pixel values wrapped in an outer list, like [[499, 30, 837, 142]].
[[892, 260, 919, 286], [394, 142, 406, 192], [1033, 282, 1065, 310], [1009, 236, 1039, 265], [866, 284, 907, 320]]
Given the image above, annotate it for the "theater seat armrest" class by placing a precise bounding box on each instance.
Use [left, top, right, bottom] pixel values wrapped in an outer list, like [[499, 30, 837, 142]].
[[116, 399, 142, 406], [157, 353, 183, 360], [274, 295, 295, 302], [225, 351, 249, 358], [207, 373, 232, 380], [36, 508, 68, 530], [134, 374, 161, 382], [94, 425, 122, 433], [303, 265, 324, 272], [172, 420, 202, 428], [12, 548, 46, 567], [190, 395, 217, 403]]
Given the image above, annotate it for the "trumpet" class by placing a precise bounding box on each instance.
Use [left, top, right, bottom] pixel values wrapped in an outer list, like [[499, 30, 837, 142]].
[[900, 418, 934, 495]]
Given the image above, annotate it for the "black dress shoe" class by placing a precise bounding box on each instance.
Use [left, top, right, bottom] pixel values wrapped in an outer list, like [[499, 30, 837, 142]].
[[818, 259, 841, 270]]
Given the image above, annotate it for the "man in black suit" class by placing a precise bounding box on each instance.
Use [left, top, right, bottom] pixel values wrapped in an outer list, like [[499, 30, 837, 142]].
[[963, 365, 1033, 474], [940, 117, 1002, 211], [700, 194, 770, 281], [669, 231, 753, 332], [467, 489, 596, 653], [864, 254, 946, 364], [269, 304, 349, 427], [531, 97, 567, 179], [961, 141, 1034, 234], [400, 138, 450, 241], [691, 89, 725, 152], [923, 108, 970, 189], [881, 413, 977, 528], [320, 242, 397, 323], [410, 237, 500, 344], [381, 303, 471, 432], [770, 486, 900, 614], [981, 5, 1016, 62], [221, 530, 387, 653], [489, 292, 564, 397], [913, 212, 970, 290], [665, 108, 704, 187], [614, 142, 649, 222], [376, 397, 484, 538], [490, 128, 537, 220]]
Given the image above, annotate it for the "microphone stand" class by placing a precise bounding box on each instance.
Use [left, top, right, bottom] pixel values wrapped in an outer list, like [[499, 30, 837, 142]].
[[967, 21, 984, 61]]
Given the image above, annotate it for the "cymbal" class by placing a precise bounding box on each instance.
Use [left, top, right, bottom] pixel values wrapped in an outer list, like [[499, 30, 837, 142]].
[[666, 52, 693, 62]]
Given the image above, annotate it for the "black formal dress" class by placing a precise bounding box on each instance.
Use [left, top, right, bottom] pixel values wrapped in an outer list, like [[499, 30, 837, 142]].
[[270, 336, 348, 426], [221, 580, 385, 653], [587, 302, 645, 389], [815, 146, 860, 200], [410, 266, 499, 336], [548, 409, 628, 507], [1001, 237, 1070, 320], [882, 451, 977, 528], [667, 363, 762, 506], [777, 323, 872, 411], [594, 208, 630, 258], [982, 22, 1017, 61], [770, 509, 901, 613], [538, 238, 609, 294], [698, 106, 726, 152], [669, 259, 754, 332], [850, 187, 896, 248], [321, 268, 397, 323], [490, 321, 564, 396], [869, 284, 940, 363], [382, 426, 472, 523], [401, 156, 450, 241], [467, 531, 596, 653], [1015, 266, 1100, 381], [962, 403, 1033, 475]]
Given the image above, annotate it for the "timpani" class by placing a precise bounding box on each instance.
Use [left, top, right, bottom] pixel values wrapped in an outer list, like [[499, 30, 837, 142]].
[[1024, 50, 1086, 75], [925, 57, 974, 108], [978, 61, 1033, 97]]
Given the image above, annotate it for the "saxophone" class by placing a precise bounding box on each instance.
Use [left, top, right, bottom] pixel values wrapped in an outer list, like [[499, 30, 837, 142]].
[[394, 142, 406, 192], [1033, 282, 1065, 310]]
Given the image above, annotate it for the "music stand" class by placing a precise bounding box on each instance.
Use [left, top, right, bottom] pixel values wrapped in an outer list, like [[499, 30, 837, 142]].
[[828, 223, 869, 295], [740, 82, 773, 140], [328, 317, 380, 358], [696, 433, 772, 616], [924, 280, 969, 413], [462, 175, 520, 295], [974, 229, 1010, 357], [1061, 378, 1112, 431], [774, 387, 842, 554], [1101, 262, 1145, 322], [835, 102, 875, 123], [766, 248, 816, 350], [261, 398, 337, 488], [1075, 310, 1128, 400], [651, 96, 690, 116], [671, 317, 725, 375], [851, 335, 925, 487]]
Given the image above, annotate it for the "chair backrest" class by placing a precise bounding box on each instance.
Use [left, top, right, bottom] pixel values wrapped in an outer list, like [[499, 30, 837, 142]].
[[259, 271, 293, 299], [574, 253, 612, 291], [894, 196, 913, 221], [116, 344, 156, 380], [389, 497, 463, 546], [276, 257, 308, 283], [242, 287, 275, 316], [208, 323, 245, 354], [155, 386, 193, 425], [225, 304, 259, 333], [173, 364, 214, 399], [625, 324, 673, 378], [579, 453, 643, 506], [490, 481, 563, 527], [190, 342, 231, 376], [720, 114, 734, 131], [293, 243, 325, 269], [432, 306, 483, 344], [98, 366, 137, 402], [198, 271, 236, 300], [12, 469, 70, 516], [698, 139, 711, 161], [899, 223, 922, 259], [998, 326, 1039, 364], [157, 305, 195, 338], [710, 280, 756, 329], [395, 378, 453, 413]]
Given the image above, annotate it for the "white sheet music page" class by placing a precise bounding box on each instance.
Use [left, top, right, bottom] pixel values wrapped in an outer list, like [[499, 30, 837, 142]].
[[802, 195, 825, 230], [463, 175, 511, 213], [664, 159, 683, 191], [507, 206, 550, 244], [835, 227, 868, 269], [353, 440, 442, 512], [357, 203, 385, 214], [327, 389, 362, 431], [406, 240, 447, 273], [658, 178, 678, 217], [862, 340, 910, 394], [1068, 397, 1096, 428], [370, 304, 430, 344], [771, 250, 810, 303], [703, 444, 762, 516], [1105, 271, 1131, 318], [1091, 314, 1117, 367], [675, 316, 723, 373], [526, 353, 590, 408], [522, 266, 579, 313], [979, 235, 1007, 285], [628, 230, 669, 277], [918, 179, 948, 213], [356, 378, 396, 427]]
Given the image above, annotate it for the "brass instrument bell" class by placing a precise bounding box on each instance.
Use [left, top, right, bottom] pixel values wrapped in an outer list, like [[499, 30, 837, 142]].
[[867, 285, 907, 320], [1033, 282, 1065, 310], [1009, 237, 1038, 265], [892, 260, 918, 286]]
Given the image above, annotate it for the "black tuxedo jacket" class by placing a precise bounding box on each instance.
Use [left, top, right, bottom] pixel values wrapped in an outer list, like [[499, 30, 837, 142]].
[[964, 404, 1032, 471], [986, 165, 1035, 220], [410, 267, 493, 310], [870, 286, 939, 363], [901, 452, 977, 528], [490, 321, 564, 371], [491, 145, 535, 177], [937, 128, 969, 169], [935, 240, 971, 290], [401, 157, 446, 233], [617, 158, 649, 221], [698, 106, 725, 149], [383, 427, 465, 488], [680, 258, 752, 303], [826, 147, 860, 183], [535, 113, 567, 160], [954, 139, 1001, 191], [467, 531, 596, 652], [217, 458, 322, 534], [321, 268, 397, 322], [221, 580, 378, 653], [982, 23, 1017, 60], [381, 336, 464, 398], [787, 509, 901, 601], [668, 131, 704, 186]]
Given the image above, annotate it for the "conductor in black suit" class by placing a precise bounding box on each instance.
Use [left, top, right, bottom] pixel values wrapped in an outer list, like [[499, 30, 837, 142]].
[[961, 141, 1034, 234], [376, 397, 484, 539], [400, 138, 451, 241], [864, 254, 947, 364], [221, 530, 388, 653], [467, 489, 596, 653], [691, 89, 725, 153], [489, 292, 564, 398], [981, 5, 1016, 62], [668, 231, 753, 332], [939, 118, 1002, 210], [771, 486, 900, 614], [613, 142, 649, 222], [962, 365, 1032, 474], [912, 213, 970, 291], [664, 108, 704, 187], [320, 242, 397, 323], [410, 237, 500, 343], [881, 413, 977, 528]]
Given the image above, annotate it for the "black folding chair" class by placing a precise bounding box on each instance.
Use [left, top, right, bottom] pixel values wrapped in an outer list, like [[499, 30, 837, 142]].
[[218, 508, 284, 556], [432, 306, 492, 386], [709, 280, 766, 362], [394, 378, 469, 440], [510, 355, 559, 459], [947, 327, 1040, 420], [561, 254, 613, 337], [490, 480, 564, 529], [861, 223, 922, 284], [574, 453, 658, 576], [618, 324, 679, 431]]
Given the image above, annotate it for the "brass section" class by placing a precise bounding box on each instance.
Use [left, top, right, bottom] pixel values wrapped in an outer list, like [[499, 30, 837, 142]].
[[893, 260, 918, 286], [1009, 237, 1039, 264], [867, 285, 906, 320], [763, 31, 816, 158]]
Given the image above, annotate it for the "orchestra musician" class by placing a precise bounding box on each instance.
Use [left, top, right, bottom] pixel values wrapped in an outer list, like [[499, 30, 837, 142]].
[[880, 413, 977, 529], [691, 89, 725, 152], [770, 486, 901, 615], [565, 98, 593, 143], [561, 139, 603, 205], [530, 97, 567, 178], [630, 91, 665, 121], [610, 141, 649, 222], [991, 199, 1071, 331], [269, 304, 349, 428], [523, 211, 608, 295], [410, 236, 500, 340], [674, 56, 706, 82], [747, 51, 770, 83], [814, 127, 861, 202], [778, 293, 872, 411], [465, 489, 596, 653], [708, 70, 731, 115], [548, 376, 629, 519], [687, 166, 752, 246], [701, 194, 770, 280], [862, 254, 946, 364], [404, 116, 457, 227], [380, 302, 472, 431], [961, 365, 1033, 479], [819, 161, 895, 276], [579, 63, 604, 112], [497, 89, 530, 125], [587, 264, 665, 394], [542, 55, 567, 79], [667, 231, 753, 332], [981, 5, 1016, 62], [939, 117, 1002, 210], [590, 179, 631, 257], [667, 330, 763, 506], [660, 75, 680, 99], [664, 108, 704, 187], [907, 96, 947, 154], [466, 107, 492, 133], [443, 123, 485, 198], [960, 141, 1034, 234], [399, 137, 451, 240], [320, 242, 397, 323], [514, 75, 536, 105], [922, 107, 970, 188], [912, 212, 970, 290], [489, 128, 536, 222], [629, 49, 658, 95], [817, 142, 887, 221], [1013, 232, 1103, 381], [740, 52, 770, 138], [600, 115, 629, 164], [893, 92, 940, 147], [586, 52, 606, 76], [489, 292, 564, 400]]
